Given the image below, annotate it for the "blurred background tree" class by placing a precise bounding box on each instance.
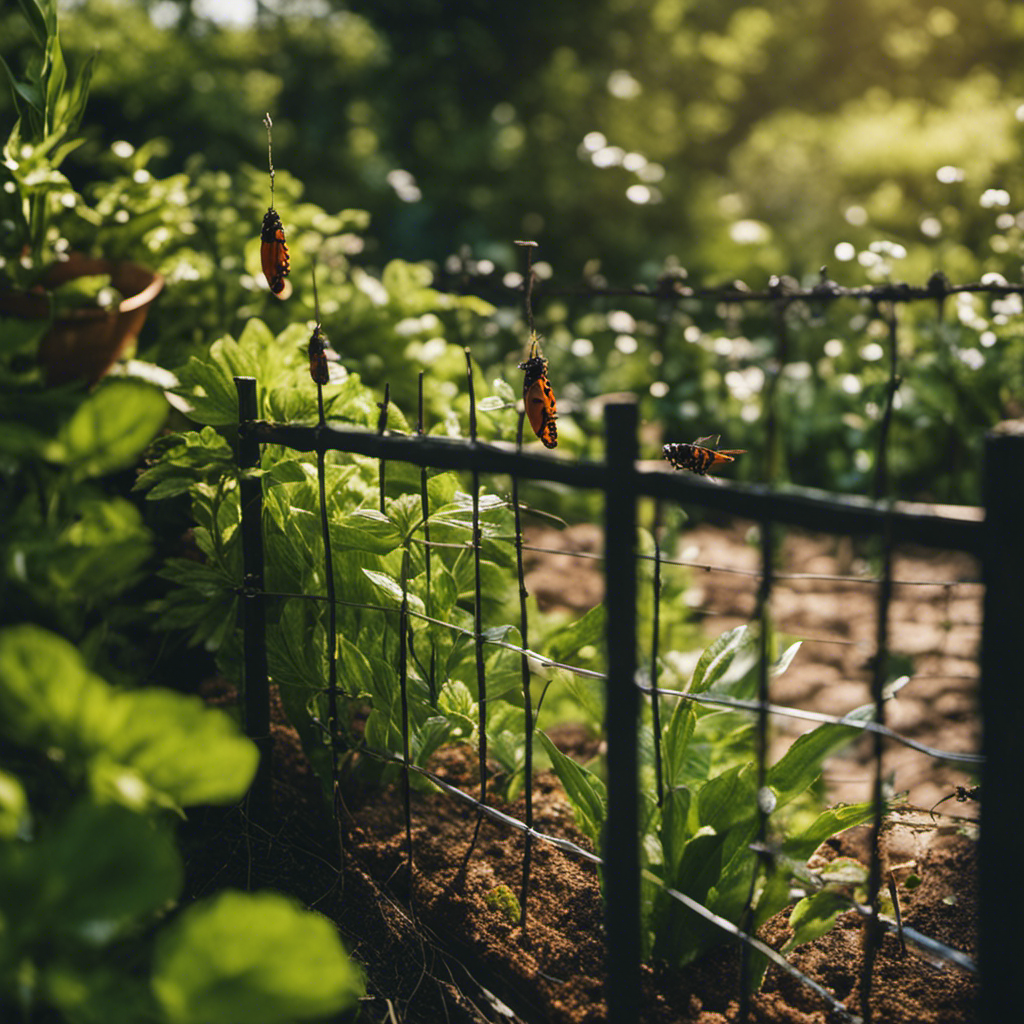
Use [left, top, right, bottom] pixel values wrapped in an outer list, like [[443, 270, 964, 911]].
[[3, 0, 1021, 286]]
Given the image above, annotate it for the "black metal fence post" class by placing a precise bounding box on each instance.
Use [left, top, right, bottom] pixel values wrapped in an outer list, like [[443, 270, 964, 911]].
[[603, 400, 640, 1022], [234, 375, 272, 825], [979, 424, 1024, 1023]]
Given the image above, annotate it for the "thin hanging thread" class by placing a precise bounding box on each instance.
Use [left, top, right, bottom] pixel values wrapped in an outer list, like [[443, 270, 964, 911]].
[[263, 112, 275, 207]]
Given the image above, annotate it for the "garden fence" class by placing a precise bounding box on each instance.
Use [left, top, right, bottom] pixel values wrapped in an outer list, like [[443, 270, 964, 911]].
[[229, 272, 1022, 1024]]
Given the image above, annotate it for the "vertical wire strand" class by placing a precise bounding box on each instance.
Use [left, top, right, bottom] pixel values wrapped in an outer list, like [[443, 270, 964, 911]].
[[459, 348, 488, 869], [234, 376, 272, 826], [315, 378, 340, 795], [512, 409, 534, 931], [377, 382, 390, 514], [859, 517, 894, 1024], [417, 372, 437, 705], [650, 500, 665, 808], [873, 303, 900, 501], [861, 301, 900, 1017], [603, 400, 640, 1024], [398, 544, 415, 906], [739, 518, 775, 1018]]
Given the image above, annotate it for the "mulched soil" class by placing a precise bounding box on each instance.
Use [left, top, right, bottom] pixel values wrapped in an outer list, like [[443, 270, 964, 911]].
[[182, 521, 980, 1023]]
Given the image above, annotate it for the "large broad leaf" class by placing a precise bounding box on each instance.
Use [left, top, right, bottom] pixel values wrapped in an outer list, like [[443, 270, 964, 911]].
[[783, 891, 852, 953], [330, 508, 403, 555], [152, 890, 363, 1024], [0, 801, 182, 948], [45, 380, 167, 478], [0, 626, 258, 810], [766, 717, 865, 810], [101, 690, 259, 807], [650, 829, 727, 966], [537, 729, 607, 847]]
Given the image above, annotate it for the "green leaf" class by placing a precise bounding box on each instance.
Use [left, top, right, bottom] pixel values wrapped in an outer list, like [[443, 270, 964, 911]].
[[477, 396, 509, 412], [42, 964, 158, 1024], [544, 603, 606, 664], [537, 729, 606, 846], [767, 718, 863, 810], [331, 508, 403, 554], [60, 48, 97, 136], [661, 698, 698, 790], [48, 802, 183, 941], [152, 890, 363, 1024], [782, 891, 851, 953], [697, 762, 757, 834], [0, 626, 257, 810], [102, 690, 259, 807], [362, 568, 425, 614], [0, 801, 182, 948], [0, 770, 28, 840], [47, 380, 167, 477], [14, 0, 48, 50], [689, 625, 758, 694], [659, 785, 692, 877], [782, 801, 875, 861]]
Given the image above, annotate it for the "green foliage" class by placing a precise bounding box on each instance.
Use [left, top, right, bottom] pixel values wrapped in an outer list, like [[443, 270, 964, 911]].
[[0, 376, 168, 644], [151, 891, 362, 1024], [541, 623, 878, 976], [0, 0, 97, 286], [0, 624, 363, 1024], [482, 884, 522, 925], [0, 625, 257, 813]]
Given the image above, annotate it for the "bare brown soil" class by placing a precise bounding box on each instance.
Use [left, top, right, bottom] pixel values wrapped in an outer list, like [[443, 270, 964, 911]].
[[184, 521, 980, 1023]]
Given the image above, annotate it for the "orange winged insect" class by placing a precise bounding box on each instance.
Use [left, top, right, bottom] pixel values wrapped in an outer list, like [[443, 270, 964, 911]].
[[662, 435, 746, 476]]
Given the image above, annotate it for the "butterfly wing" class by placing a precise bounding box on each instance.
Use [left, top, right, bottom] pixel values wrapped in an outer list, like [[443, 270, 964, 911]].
[[524, 377, 558, 448], [260, 208, 290, 296], [519, 343, 557, 448]]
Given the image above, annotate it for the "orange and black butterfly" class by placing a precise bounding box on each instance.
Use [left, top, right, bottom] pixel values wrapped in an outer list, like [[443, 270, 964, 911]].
[[518, 334, 557, 448], [260, 207, 290, 296], [663, 435, 746, 476]]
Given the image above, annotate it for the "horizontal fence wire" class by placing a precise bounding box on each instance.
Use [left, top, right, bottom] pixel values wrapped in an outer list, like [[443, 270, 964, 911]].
[[247, 581, 980, 769], [433, 270, 1024, 306], [506, 541, 983, 589]]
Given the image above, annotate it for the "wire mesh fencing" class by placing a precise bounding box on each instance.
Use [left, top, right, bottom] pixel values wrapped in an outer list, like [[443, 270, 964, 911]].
[[228, 272, 1020, 1023]]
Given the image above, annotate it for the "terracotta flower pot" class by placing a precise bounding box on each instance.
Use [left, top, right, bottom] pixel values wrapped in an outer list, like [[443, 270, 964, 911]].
[[0, 254, 164, 386]]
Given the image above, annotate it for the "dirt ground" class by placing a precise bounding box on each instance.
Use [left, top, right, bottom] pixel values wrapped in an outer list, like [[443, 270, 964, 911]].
[[184, 520, 981, 1023]]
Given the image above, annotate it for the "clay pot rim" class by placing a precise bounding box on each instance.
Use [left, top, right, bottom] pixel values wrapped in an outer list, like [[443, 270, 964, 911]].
[[1, 256, 165, 319]]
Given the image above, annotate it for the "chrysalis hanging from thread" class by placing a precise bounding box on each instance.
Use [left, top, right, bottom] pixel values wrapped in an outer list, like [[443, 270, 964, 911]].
[[518, 332, 558, 449], [260, 113, 290, 297], [308, 259, 332, 386]]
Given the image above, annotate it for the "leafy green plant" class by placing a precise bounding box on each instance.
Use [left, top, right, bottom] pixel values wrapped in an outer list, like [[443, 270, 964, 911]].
[[0, 625, 363, 1024], [0, 0, 96, 288], [137, 316, 532, 800], [542, 623, 879, 979], [0, 373, 168, 666]]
